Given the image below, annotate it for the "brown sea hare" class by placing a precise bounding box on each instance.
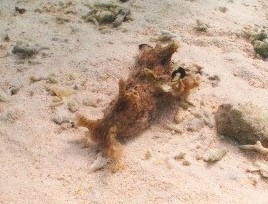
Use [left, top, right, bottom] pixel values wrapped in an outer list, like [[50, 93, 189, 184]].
[[76, 41, 199, 164]]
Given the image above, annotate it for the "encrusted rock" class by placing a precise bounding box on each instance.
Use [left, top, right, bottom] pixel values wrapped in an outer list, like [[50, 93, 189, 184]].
[[215, 103, 268, 144]]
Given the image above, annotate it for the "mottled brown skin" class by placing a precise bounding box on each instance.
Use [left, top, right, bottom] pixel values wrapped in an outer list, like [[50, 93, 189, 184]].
[[76, 41, 199, 163]]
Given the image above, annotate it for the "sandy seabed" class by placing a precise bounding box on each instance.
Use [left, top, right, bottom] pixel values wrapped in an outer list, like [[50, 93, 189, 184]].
[[0, 0, 268, 203]]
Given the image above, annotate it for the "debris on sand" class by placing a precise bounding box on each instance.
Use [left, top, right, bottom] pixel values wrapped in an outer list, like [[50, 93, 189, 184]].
[[195, 19, 209, 32], [76, 41, 199, 166], [10, 87, 20, 95], [67, 101, 79, 113], [208, 75, 220, 87], [15, 6, 26, 14], [55, 16, 70, 24], [1, 108, 25, 123], [34, 1, 76, 15], [203, 148, 227, 163], [82, 3, 131, 27], [150, 30, 177, 42], [245, 30, 268, 59], [46, 85, 73, 99], [253, 40, 268, 59], [12, 41, 48, 59], [239, 141, 268, 155], [90, 152, 109, 172], [30, 74, 58, 84], [174, 152, 186, 161], [215, 103, 268, 144], [0, 88, 10, 102]]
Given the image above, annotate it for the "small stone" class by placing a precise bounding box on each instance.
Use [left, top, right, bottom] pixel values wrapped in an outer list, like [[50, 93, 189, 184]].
[[203, 148, 227, 163], [0, 88, 10, 102], [11, 87, 19, 95], [67, 101, 79, 113], [174, 152, 186, 160], [182, 160, 191, 166]]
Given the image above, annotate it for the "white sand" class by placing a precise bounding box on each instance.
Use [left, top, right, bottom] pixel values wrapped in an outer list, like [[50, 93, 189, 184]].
[[0, 0, 268, 203]]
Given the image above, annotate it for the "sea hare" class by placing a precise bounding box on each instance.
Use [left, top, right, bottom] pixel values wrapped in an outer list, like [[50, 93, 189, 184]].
[[76, 41, 199, 163]]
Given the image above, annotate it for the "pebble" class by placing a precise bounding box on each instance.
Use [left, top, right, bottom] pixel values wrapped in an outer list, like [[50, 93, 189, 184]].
[[67, 101, 79, 113], [203, 148, 227, 163]]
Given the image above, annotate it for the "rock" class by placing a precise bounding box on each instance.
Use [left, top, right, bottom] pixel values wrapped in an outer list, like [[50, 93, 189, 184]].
[[0, 88, 10, 102], [203, 148, 226, 163], [67, 101, 79, 113], [215, 103, 268, 144], [12, 41, 48, 59]]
